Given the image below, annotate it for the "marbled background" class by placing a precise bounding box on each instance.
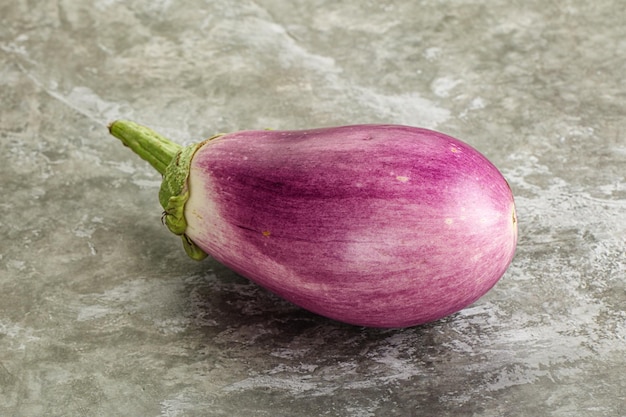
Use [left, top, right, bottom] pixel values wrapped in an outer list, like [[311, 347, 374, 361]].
[[1, 1, 625, 416]]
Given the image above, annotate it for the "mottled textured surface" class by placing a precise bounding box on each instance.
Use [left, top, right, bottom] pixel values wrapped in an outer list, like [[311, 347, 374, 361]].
[[1, 1, 625, 416]]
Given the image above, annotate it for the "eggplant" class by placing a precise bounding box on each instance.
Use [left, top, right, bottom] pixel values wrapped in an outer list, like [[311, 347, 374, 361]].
[[109, 120, 517, 327]]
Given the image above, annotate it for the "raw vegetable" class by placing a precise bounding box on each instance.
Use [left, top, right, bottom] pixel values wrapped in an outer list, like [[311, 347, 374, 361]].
[[109, 120, 517, 327]]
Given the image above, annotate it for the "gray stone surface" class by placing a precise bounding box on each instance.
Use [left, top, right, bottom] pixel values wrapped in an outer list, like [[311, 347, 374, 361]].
[[1, 1, 625, 416]]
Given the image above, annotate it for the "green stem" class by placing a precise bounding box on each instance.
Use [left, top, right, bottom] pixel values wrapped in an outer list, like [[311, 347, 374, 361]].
[[108, 120, 182, 175], [108, 119, 209, 261]]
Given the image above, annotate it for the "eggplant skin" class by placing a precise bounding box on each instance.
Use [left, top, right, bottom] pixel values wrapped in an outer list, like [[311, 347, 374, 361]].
[[184, 124, 517, 327]]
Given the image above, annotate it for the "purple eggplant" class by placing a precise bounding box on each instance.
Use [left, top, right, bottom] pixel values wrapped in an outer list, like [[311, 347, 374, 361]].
[[109, 120, 517, 327]]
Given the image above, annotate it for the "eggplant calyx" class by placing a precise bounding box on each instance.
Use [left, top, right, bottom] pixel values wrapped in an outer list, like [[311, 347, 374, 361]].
[[108, 119, 210, 261], [160, 142, 208, 260]]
